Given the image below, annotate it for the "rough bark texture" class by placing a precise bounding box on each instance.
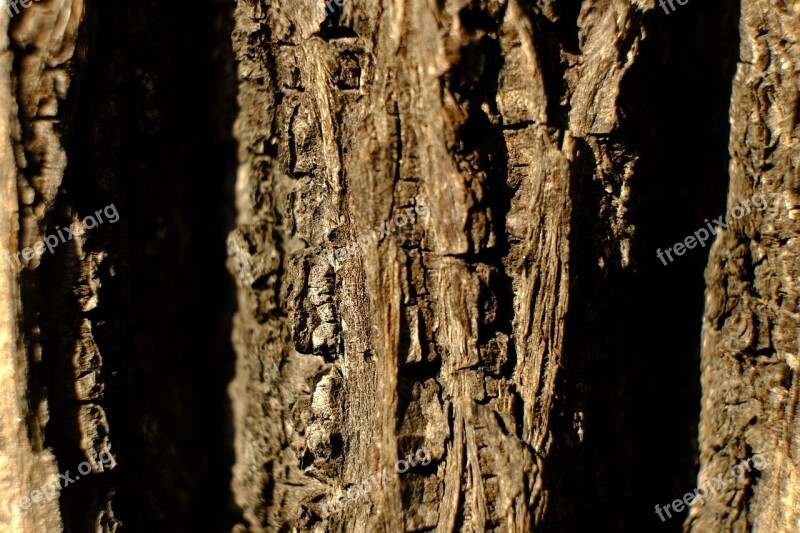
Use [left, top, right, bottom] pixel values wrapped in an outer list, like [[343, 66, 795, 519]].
[[0, 0, 797, 532], [227, 0, 652, 530], [690, 1, 800, 531], [0, 2, 86, 531]]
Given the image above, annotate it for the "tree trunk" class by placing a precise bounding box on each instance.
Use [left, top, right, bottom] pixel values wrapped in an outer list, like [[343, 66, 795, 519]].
[[689, 1, 800, 531], [226, 0, 667, 531], [0, 0, 796, 532], [0, 2, 88, 531]]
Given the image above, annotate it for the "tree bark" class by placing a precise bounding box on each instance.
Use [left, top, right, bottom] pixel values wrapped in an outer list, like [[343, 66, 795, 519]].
[[228, 0, 652, 530], [0, 1, 87, 531], [0, 0, 797, 532], [690, 1, 800, 531]]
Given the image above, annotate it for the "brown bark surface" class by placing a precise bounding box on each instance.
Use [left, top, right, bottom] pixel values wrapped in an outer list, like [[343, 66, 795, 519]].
[[0, 1, 86, 531], [227, 0, 650, 531], [690, 1, 800, 531], [0, 0, 796, 532]]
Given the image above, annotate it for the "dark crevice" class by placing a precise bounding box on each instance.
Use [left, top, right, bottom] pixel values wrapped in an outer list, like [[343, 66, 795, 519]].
[[549, 0, 583, 55], [622, 0, 740, 529], [573, 0, 740, 531], [319, 26, 359, 41], [544, 0, 741, 531], [524, 5, 573, 133], [34, 0, 242, 530]]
